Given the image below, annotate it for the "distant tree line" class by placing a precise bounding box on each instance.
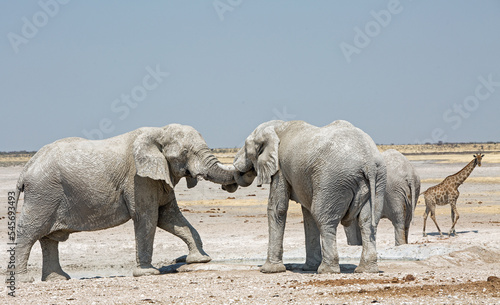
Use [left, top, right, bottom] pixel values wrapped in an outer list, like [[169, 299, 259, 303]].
[[0, 151, 37, 156]]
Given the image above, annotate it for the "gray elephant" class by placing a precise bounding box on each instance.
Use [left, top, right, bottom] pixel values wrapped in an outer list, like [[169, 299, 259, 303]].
[[10, 124, 252, 282], [233, 120, 386, 274], [344, 149, 420, 246]]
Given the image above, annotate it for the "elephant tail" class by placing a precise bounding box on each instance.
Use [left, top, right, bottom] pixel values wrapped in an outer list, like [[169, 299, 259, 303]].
[[367, 160, 385, 229], [404, 183, 414, 231], [14, 174, 24, 204], [417, 188, 427, 203], [368, 173, 377, 228], [9, 176, 24, 241]]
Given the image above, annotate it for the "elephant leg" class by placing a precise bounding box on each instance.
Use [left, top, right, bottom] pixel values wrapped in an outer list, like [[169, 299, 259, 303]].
[[449, 200, 459, 236], [390, 210, 406, 246], [132, 204, 160, 277], [310, 194, 343, 274], [10, 205, 55, 283], [8, 232, 37, 283], [317, 225, 340, 274], [393, 220, 406, 246], [157, 200, 211, 264], [343, 217, 362, 246], [40, 237, 70, 281], [301, 206, 321, 271], [261, 172, 289, 274], [354, 202, 378, 273]]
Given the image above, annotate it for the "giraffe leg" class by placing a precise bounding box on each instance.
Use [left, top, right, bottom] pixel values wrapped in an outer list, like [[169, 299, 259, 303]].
[[423, 206, 430, 237], [429, 206, 443, 237], [449, 200, 460, 236]]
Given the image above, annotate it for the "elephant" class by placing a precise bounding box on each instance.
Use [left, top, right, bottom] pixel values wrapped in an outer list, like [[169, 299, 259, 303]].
[[233, 120, 387, 274], [344, 149, 420, 246], [10, 124, 253, 282]]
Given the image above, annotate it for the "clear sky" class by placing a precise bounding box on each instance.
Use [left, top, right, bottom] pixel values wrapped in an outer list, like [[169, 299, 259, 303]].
[[2, 1, 500, 151]]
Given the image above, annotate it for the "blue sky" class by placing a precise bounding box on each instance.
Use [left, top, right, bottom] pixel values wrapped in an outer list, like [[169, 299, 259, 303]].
[[2, 1, 500, 151]]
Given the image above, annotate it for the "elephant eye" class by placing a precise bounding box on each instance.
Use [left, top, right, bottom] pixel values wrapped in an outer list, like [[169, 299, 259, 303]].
[[257, 145, 264, 156]]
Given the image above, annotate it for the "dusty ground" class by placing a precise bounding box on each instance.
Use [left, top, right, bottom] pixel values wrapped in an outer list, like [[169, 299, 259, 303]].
[[0, 151, 499, 304]]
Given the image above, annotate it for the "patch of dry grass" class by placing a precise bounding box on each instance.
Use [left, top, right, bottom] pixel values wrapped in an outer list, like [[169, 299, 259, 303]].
[[406, 153, 500, 164], [0, 153, 34, 167], [378, 143, 500, 154], [414, 204, 500, 215], [422, 177, 500, 184]]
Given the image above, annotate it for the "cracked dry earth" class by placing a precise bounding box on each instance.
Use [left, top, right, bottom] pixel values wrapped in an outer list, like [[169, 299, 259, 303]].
[[1, 155, 499, 304]]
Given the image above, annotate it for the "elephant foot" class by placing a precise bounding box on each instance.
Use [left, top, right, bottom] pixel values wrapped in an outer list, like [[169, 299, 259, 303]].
[[42, 270, 71, 282], [395, 239, 407, 246], [133, 266, 160, 277], [302, 262, 320, 272], [317, 262, 340, 274], [186, 253, 211, 264], [6, 271, 34, 283], [260, 261, 286, 273], [354, 263, 379, 273]]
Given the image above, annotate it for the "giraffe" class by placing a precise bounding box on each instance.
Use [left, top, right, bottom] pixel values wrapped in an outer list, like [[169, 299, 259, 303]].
[[422, 153, 484, 237]]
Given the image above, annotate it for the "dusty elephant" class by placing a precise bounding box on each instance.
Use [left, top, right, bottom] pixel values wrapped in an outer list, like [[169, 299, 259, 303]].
[[344, 149, 420, 246], [10, 124, 252, 282], [234, 120, 386, 274]]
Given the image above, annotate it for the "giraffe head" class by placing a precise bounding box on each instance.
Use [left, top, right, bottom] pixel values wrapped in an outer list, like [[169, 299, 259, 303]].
[[473, 153, 484, 167]]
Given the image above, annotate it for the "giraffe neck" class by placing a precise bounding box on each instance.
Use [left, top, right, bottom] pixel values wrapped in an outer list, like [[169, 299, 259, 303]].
[[450, 159, 477, 186]]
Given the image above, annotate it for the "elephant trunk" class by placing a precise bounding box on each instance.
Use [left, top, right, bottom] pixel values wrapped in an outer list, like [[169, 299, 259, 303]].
[[198, 149, 237, 186], [194, 147, 256, 191]]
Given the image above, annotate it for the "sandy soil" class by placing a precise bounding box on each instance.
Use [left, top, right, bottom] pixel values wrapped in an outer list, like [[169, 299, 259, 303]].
[[0, 154, 499, 304]]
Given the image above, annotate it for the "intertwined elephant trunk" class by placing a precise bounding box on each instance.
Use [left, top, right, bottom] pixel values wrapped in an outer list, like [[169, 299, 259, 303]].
[[197, 148, 255, 191]]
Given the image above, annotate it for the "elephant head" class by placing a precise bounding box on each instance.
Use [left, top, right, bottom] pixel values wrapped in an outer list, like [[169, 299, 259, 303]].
[[233, 120, 284, 187], [132, 124, 243, 192]]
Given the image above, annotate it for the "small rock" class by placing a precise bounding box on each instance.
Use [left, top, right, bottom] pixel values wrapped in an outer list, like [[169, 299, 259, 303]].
[[487, 276, 500, 282]]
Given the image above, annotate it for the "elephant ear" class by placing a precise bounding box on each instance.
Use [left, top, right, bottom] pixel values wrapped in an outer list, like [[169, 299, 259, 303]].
[[132, 129, 174, 189], [253, 126, 280, 186]]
